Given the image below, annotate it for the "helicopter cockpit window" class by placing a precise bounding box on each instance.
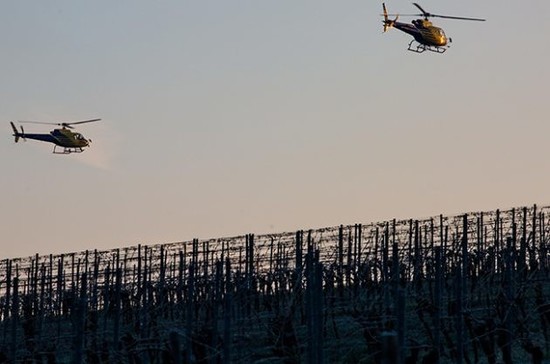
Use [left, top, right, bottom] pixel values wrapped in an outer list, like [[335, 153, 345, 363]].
[[75, 133, 83, 140]]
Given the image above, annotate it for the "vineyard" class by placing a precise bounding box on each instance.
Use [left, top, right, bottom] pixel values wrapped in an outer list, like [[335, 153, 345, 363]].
[[1, 205, 549, 363]]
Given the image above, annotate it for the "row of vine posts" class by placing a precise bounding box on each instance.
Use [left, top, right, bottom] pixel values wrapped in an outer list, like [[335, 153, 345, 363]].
[[1, 205, 549, 363]]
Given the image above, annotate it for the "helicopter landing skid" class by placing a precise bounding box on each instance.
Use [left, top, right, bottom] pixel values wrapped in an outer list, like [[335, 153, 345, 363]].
[[407, 40, 447, 54], [53, 146, 85, 154]]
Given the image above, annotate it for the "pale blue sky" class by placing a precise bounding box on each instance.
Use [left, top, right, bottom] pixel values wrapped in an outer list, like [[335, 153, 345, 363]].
[[2, 1, 549, 258]]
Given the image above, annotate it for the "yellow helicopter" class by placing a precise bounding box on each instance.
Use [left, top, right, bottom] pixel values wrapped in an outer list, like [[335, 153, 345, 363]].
[[10, 118, 101, 154], [382, 3, 485, 53]]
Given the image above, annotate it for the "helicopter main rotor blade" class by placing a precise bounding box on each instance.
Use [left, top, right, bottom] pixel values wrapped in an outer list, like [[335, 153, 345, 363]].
[[412, 3, 428, 17], [383, 13, 418, 17], [412, 3, 485, 21], [430, 14, 485, 21], [18, 120, 59, 125], [391, 13, 486, 21], [64, 118, 101, 125], [18, 118, 101, 129], [59, 119, 101, 129]]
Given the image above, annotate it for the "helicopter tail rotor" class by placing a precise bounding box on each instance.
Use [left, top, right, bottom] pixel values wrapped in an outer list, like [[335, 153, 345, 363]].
[[10, 122, 19, 143], [10, 122, 25, 143], [382, 3, 398, 32]]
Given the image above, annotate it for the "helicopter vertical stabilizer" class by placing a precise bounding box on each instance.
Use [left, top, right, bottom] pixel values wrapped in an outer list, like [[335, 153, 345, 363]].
[[382, 3, 398, 32]]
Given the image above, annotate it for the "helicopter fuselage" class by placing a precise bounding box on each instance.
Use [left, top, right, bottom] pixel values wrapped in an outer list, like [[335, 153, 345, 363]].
[[18, 128, 89, 148], [50, 128, 89, 148], [392, 19, 448, 47]]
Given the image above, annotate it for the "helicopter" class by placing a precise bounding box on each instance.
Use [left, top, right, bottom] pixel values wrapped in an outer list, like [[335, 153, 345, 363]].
[[382, 3, 485, 53], [10, 118, 101, 154]]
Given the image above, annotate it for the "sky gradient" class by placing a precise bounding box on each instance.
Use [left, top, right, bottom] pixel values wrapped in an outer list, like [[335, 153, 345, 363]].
[[2, 1, 549, 258]]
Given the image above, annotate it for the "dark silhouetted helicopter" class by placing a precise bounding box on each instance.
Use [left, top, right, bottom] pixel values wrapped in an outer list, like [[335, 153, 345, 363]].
[[10, 119, 101, 154], [382, 3, 485, 53]]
